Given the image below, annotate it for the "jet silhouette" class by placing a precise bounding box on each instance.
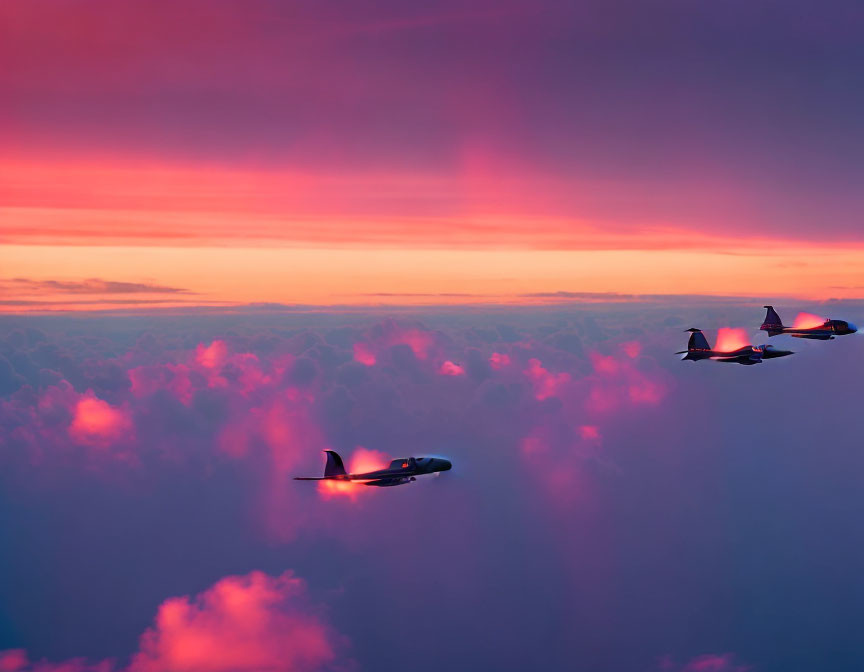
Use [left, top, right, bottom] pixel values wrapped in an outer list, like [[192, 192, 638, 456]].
[[677, 328, 793, 365], [761, 306, 857, 340], [294, 450, 452, 487]]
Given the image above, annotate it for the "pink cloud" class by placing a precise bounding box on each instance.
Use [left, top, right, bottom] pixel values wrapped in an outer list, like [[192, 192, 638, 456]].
[[68, 395, 133, 449], [0, 571, 348, 672], [438, 360, 465, 376], [489, 352, 510, 369], [524, 358, 571, 400], [0, 651, 28, 672], [195, 340, 228, 369], [128, 571, 342, 672], [351, 323, 439, 366], [352, 343, 376, 366], [586, 345, 668, 414], [0, 649, 114, 672], [621, 341, 641, 359]]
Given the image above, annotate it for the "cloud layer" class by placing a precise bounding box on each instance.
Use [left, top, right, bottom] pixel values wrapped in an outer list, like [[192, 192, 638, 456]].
[[1, 305, 863, 671]]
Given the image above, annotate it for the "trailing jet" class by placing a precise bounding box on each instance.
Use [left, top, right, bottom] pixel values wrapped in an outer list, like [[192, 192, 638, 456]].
[[761, 305, 857, 340], [677, 328, 793, 365], [294, 450, 452, 487]]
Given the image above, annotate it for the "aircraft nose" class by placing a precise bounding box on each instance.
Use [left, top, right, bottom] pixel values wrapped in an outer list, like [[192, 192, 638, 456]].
[[438, 459, 452, 472], [848, 322, 858, 333]]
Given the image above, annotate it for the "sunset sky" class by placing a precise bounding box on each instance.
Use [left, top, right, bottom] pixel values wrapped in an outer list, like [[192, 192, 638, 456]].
[[4, 0, 864, 310], [3, 4, 864, 672]]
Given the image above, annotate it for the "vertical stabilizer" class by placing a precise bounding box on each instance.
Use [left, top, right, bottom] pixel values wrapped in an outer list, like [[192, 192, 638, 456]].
[[686, 328, 710, 351], [761, 305, 784, 335], [324, 450, 347, 477]]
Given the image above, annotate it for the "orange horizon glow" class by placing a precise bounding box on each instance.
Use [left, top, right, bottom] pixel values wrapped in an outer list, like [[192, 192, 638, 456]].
[[4, 156, 864, 311]]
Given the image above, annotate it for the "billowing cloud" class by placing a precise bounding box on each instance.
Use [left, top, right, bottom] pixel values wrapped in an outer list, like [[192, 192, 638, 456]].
[[488, 352, 510, 369], [524, 358, 570, 400], [195, 340, 228, 370], [128, 571, 344, 672], [0, 571, 348, 672], [68, 396, 133, 449], [438, 360, 465, 376]]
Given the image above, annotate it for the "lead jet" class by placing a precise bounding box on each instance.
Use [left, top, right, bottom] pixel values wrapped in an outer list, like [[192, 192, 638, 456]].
[[760, 305, 857, 340], [677, 328, 793, 365], [294, 450, 452, 487]]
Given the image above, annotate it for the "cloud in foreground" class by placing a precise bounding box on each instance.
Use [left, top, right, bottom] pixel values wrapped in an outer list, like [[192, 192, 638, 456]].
[[0, 571, 348, 672]]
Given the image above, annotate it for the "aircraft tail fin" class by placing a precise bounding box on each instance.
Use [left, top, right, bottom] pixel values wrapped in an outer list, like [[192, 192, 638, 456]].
[[324, 450, 347, 478], [685, 328, 710, 352], [761, 305, 784, 335], [679, 328, 710, 360]]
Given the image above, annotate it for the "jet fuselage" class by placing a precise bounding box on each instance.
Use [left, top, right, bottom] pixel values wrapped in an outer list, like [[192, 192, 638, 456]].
[[294, 452, 452, 487]]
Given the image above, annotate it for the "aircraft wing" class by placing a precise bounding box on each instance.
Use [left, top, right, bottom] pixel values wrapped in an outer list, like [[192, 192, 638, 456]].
[[362, 477, 414, 487], [791, 332, 833, 340]]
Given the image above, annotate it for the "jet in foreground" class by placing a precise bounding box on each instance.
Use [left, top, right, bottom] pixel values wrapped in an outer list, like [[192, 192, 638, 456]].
[[294, 450, 452, 487], [761, 305, 857, 340], [677, 328, 793, 365]]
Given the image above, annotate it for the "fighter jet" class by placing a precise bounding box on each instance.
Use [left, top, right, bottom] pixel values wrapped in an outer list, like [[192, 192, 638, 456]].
[[294, 450, 452, 487], [677, 328, 793, 365], [760, 305, 858, 340]]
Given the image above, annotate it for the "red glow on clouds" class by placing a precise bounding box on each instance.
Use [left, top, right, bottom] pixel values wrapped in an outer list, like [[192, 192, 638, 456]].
[[317, 448, 389, 500], [195, 340, 228, 369], [524, 358, 571, 400], [128, 570, 340, 672], [0, 570, 344, 672], [68, 396, 132, 448], [0, 649, 113, 672], [621, 341, 641, 359], [714, 328, 749, 353], [400, 329, 434, 359], [352, 325, 437, 366], [579, 425, 601, 441], [489, 352, 510, 369], [439, 361, 465, 376], [591, 353, 621, 375], [629, 380, 664, 405], [0, 651, 28, 671], [352, 343, 376, 366], [793, 311, 827, 329]]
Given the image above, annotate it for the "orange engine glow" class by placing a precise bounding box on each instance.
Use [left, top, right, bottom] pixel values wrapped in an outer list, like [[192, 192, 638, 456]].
[[714, 328, 749, 353], [793, 312, 827, 329], [317, 448, 389, 500]]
